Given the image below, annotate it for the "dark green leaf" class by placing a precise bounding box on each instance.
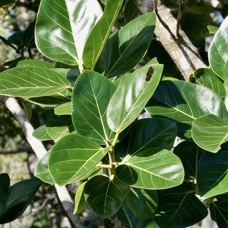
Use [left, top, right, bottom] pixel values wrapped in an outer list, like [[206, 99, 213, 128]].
[[126, 188, 157, 220], [83, 0, 123, 69], [197, 151, 228, 199], [117, 201, 156, 228], [72, 71, 116, 145], [74, 182, 88, 214], [0, 178, 41, 224], [192, 114, 228, 152], [35, 151, 55, 184], [0, 66, 71, 98], [116, 149, 184, 189], [209, 16, 228, 80], [146, 80, 227, 125], [116, 118, 176, 158], [174, 141, 204, 180], [84, 176, 129, 218], [0, 174, 10, 197], [96, 13, 156, 77], [49, 134, 108, 185], [155, 183, 208, 228], [35, 0, 103, 66], [107, 62, 163, 133]]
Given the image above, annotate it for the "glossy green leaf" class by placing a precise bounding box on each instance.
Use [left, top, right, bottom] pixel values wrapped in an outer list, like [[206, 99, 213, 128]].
[[209, 16, 228, 80], [35, 0, 103, 65], [107, 62, 163, 133], [117, 201, 156, 228], [155, 183, 208, 228], [210, 194, 228, 228], [16, 60, 54, 68], [33, 125, 52, 141], [49, 134, 108, 185], [192, 114, 228, 152], [72, 71, 116, 144], [0, 66, 71, 98], [35, 151, 55, 184], [116, 118, 176, 158], [54, 102, 72, 115], [174, 141, 204, 180], [83, 0, 123, 68], [190, 68, 226, 98], [0, 178, 41, 224], [74, 182, 88, 214], [146, 80, 228, 125], [46, 118, 72, 142], [197, 151, 228, 199], [84, 175, 129, 218], [126, 188, 158, 220], [96, 12, 156, 77], [116, 149, 184, 189]]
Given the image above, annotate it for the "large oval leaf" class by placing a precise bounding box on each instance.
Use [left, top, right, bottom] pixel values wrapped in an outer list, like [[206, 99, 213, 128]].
[[0, 66, 71, 98], [197, 151, 228, 199], [84, 175, 129, 218], [126, 188, 158, 220], [35, 0, 103, 65], [96, 12, 156, 77], [155, 183, 208, 228], [192, 114, 228, 152], [83, 0, 123, 69], [209, 16, 228, 80], [116, 118, 176, 158], [49, 134, 108, 185], [116, 149, 184, 189], [146, 80, 228, 124], [72, 71, 116, 145], [107, 62, 163, 133]]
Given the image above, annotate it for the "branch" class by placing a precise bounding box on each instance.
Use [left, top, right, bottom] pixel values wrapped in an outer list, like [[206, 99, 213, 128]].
[[0, 95, 83, 228], [154, 0, 207, 80]]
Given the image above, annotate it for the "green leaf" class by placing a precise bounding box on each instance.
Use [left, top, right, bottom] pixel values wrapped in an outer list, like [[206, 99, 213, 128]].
[[116, 149, 184, 189], [146, 80, 228, 125], [33, 125, 52, 141], [15, 60, 54, 68], [0, 0, 14, 7], [116, 118, 176, 158], [0, 178, 41, 224], [207, 25, 219, 34], [49, 134, 108, 185], [192, 114, 228, 152], [84, 176, 129, 218], [54, 102, 72, 115], [46, 117, 72, 142], [96, 13, 156, 77], [155, 183, 208, 228], [117, 201, 156, 228], [210, 194, 228, 228], [74, 182, 88, 214], [197, 151, 228, 199], [35, 151, 55, 184], [209, 16, 228, 80], [174, 141, 204, 180], [0, 66, 71, 98], [83, 0, 123, 69], [126, 188, 158, 220], [35, 0, 103, 66], [72, 71, 116, 144], [0, 174, 10, 197], [107, 62, 163, 133], [190, 68, 226, 98]]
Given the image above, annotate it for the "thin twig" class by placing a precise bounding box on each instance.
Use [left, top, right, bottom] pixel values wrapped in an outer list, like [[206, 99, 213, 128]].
[[176, 0, 185, 39]]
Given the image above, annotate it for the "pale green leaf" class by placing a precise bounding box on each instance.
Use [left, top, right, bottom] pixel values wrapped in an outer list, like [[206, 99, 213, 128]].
[[54, 102, 72, 115], [74, 182, 88, 214]]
